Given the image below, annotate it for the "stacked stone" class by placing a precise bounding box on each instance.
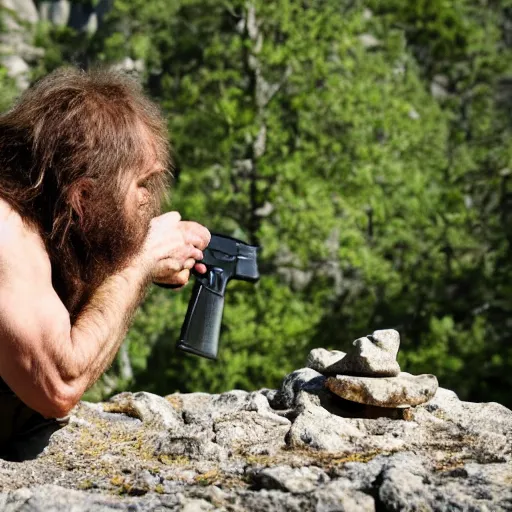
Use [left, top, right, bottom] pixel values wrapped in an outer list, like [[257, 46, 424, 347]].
[[307, 329, 438, 413]]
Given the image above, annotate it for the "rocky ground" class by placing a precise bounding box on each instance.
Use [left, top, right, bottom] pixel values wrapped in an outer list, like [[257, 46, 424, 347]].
[[0, 332, 511, 511]]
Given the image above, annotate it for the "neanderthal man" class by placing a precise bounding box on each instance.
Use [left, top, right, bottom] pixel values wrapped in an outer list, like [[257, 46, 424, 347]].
[[0, 67, 210, 461]]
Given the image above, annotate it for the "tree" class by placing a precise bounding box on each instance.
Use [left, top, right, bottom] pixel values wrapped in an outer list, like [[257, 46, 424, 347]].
[[90, 0, 461, 399], [23, 0, 512, 406]]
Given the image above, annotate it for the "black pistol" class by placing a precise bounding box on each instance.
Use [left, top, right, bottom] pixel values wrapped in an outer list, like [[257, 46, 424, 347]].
[[176, 234, 259, 360]]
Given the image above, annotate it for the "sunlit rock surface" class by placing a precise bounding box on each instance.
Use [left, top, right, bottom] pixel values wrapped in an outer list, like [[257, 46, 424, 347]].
[[318, 329, 401, 377], [325, 372, 438, 408], [0, 372, 510, 511]]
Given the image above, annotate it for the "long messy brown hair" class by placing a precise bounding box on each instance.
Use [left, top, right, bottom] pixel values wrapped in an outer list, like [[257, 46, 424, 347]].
[[0, 67, 171, 317]]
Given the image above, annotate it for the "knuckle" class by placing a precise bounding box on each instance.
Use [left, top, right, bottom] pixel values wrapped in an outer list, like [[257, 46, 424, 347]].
[[176, 271, 190, 285], [166, 260, 179, 272]]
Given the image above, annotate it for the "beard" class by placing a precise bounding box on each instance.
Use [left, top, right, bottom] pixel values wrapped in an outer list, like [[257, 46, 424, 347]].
[[50, 190, 155, 321]]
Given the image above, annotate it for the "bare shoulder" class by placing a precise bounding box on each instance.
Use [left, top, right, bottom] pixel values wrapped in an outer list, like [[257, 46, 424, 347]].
[[0, 198, 50, 280]]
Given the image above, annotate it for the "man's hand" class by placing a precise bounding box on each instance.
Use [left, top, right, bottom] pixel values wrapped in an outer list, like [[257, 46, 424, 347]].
[[138, 212, 211, 287]]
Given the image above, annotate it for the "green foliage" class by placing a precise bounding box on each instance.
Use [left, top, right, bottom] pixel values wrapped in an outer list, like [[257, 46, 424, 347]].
[[0, 68, 17, 111], [15, 0, 512, 406], [120, 0, 456, 397]]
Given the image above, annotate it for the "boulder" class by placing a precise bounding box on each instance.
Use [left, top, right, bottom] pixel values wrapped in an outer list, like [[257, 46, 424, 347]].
[[0, 366, 510, 511]]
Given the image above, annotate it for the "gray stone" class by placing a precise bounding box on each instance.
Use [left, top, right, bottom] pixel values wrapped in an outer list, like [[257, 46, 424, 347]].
[[0, 366, 510, 512], [106, 391, 183, 430], [252, 465, 330, 493], [39, 0, 71, 26], [306, 348, 346, 373], [314, 483, 375, 512], [287, 404, 365, 451], [230, 490, 312, 512], [370, 329, 400, 358], [0, 55, 30, 90], [274, 368, 326, 409], [1, 0, 39, 24], [325, 372, 438, 407], [0, 484, 182, 511], [324, 330, 401, 377], [180, 498, 216, 512], [213, 409, 290, 455], [359, 34, 381, 48]]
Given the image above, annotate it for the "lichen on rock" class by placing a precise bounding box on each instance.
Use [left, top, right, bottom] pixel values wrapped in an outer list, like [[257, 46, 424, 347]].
[[0, 334, 511, 510]]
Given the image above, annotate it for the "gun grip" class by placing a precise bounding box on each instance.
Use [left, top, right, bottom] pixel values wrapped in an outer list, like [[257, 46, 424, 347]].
[[177, 280, 224, 360]]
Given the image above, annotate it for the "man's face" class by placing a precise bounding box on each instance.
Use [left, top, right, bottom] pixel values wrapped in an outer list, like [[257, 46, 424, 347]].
[[123, 125, 166, 227], [124, 160, 165, 228]]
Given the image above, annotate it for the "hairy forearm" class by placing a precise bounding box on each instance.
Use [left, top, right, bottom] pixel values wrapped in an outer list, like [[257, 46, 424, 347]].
[[66, 264, 150, 393]]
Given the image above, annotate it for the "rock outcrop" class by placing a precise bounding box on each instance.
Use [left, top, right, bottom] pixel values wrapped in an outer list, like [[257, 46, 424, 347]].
[[0, 0, 117, 90], [0, 346, 511, 511]]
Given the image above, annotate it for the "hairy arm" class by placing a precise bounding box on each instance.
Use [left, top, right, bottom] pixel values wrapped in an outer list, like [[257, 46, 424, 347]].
[[69, 266, 149, 393], [0, 206, 209, 419], [0, 209, 149, 418]]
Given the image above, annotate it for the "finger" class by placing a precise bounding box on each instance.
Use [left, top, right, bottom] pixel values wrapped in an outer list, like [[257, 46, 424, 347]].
[[182, 231, 207, 249], [194, 263, 207, 274], [183, 258, 196, 270], [165, 211, 182, 223], [172, 269, 190, 287], [152, 259, 181, 279], [189, 247, 203, 262], [154, 282, 184, 290], [178, 222, 211, 249]]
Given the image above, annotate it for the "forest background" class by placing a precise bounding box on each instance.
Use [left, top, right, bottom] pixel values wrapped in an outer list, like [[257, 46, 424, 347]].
[[1, 0, 511, 408]]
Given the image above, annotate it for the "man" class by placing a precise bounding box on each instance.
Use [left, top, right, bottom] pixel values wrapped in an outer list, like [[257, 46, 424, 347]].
[[0, 67, 211, 461]]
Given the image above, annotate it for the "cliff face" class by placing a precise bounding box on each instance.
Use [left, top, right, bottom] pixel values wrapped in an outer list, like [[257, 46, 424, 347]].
[[0, 0, 111, 88], [0, 366, 510, 512]]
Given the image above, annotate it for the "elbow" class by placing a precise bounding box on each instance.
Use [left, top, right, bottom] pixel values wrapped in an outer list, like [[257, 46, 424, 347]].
[[39, 381, 83, 419], [48, 396, 80, 419]]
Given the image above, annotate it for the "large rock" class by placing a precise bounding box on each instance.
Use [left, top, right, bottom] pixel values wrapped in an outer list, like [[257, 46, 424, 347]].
[[0, 370, 510, 511], [0, 0, 39, 25], [104, 391, 183, 430], [0, 55, 30, 89], [39, 0, 71, 26], [0, 0, 41, 89], [0, 0, 115, 93], [325, 372, 438, 407]]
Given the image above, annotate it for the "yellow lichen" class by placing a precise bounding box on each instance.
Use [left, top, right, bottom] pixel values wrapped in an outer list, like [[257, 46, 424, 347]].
[[195, 470, 220, 486], [165, 395, 184, 411], [78, 480, 94, 490], [110, 475, 124, 486], [158, 454, 190, 466]]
